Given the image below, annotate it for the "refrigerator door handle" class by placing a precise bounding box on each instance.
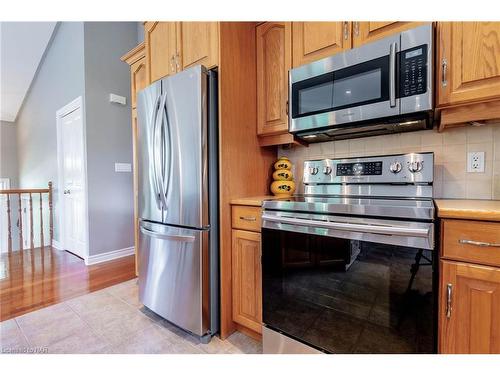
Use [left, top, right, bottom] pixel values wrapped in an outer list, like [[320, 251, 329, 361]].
[[150, 94, 162, 210], [154, 92, 168, 210], [161, 93, 172, 214], [140, 226, 196, 243]]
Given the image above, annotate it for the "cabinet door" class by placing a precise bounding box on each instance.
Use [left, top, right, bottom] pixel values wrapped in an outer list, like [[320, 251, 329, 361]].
[[177, 22, 219, 70], [440, 260, 500, 353], [144, 21, 177, 83], [130, 57, 147, 109], [232, 229, 262, 333], [437, 22, 500, 106], [256, 22, 291, 136], [292, 22, 351, 68], [352, 21, 425, 47]]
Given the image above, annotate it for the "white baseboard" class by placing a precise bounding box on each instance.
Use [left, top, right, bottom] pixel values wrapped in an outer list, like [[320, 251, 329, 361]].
[[52, 240, 63, 250], [85, 246, 135, 266]]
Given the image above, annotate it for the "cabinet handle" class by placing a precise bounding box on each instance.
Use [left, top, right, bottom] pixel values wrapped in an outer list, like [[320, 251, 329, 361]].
[[175, 52, 180, 71], [354, 22, 359, 37], [446, 283, 453, 319], [239, 216, 257, 222], [441, 58, 448, 87], [343, 22, 349, 40], [286, 100, 289, 115], [459, 239, 500, 247], [170, 55, 175, 73]]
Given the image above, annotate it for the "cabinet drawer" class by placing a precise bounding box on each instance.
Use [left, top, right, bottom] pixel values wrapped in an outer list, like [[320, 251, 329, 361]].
[[442, 219, 500, 267], [232, 205, 262, 232]]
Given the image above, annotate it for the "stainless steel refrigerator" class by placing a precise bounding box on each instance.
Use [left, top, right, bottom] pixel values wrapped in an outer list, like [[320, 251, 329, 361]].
[[136, 66, 218, 343]]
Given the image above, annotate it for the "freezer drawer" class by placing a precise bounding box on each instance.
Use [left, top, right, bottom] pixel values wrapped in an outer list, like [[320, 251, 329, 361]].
[[138, 221, 210, 337]]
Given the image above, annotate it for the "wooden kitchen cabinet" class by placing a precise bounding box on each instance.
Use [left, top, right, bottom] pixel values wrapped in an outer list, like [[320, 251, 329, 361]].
[[439, 218, 500, 353], [256, 22, 291, 138], [232, 229, 262, 334], [121, 43, 146, 276], [144, 21, 177, 83], [439, 260, 500, 354], [144, 22, 220, 84], [292, 22, 352, 68], [177, 22, 219, 70], [437, 22, 500, 107], [352, 21, 424, 47]]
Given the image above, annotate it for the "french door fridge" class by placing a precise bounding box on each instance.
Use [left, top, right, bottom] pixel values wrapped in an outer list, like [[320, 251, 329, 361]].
[[136, 66, 219, 342]]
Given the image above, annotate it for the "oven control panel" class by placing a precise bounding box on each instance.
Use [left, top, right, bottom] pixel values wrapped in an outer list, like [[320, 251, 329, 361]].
[[303, 152, 434, 184], [336, 161, 383, 176]]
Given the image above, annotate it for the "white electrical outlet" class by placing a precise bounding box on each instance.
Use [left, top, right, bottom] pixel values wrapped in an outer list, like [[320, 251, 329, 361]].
[[467, 152, 485, 173]]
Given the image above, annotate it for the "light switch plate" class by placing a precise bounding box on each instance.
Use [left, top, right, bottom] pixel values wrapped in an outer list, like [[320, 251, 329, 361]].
[[115, 163, 132, 172], [467, 152, 485, 173]]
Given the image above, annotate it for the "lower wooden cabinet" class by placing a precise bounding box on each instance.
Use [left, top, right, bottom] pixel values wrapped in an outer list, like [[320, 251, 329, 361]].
[[439, 260, 500, 353], [231, 229, 262, 334]]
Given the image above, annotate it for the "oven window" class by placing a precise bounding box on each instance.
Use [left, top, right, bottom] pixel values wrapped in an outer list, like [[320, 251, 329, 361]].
[[262, 228, 436, 354], [291, 55, 390, 119]]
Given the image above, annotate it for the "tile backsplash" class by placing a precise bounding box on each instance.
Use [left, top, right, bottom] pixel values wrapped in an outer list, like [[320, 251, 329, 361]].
[[278, 123, 500, 199]]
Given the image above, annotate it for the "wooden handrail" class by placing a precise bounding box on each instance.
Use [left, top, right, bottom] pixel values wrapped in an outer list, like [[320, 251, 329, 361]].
[[0, 182, 53, 252], [0, 188, 50, 194]]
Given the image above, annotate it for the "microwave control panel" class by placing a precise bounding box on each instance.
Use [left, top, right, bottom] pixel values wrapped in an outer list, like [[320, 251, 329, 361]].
[[400, 45, 427, 98]]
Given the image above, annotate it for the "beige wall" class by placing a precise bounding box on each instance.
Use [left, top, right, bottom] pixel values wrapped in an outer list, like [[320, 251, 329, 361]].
[[278, 124, 500, 200]]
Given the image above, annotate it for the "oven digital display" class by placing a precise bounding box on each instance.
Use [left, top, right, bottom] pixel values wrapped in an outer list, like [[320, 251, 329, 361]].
[[336, 161, 383, 176]]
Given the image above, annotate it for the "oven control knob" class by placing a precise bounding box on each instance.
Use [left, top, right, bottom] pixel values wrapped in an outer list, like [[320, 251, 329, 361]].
[[389, 162, 402, 173], [323, 166, 332, 175], [408, 160, 423, 173], [309, 167, 319, 175]]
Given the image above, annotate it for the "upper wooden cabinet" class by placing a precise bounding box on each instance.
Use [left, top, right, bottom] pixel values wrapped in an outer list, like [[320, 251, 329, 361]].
[[256, 22, 291, 137], [144, 22, 219, 84], [121, 42, 146, 109], [437, 22, 500, 107], [439, 260, 500, 354], [177, 22, 219, 70], [292, 22, 352, 68], [352, 21, 424, 47], [144, 22, 177, 83]]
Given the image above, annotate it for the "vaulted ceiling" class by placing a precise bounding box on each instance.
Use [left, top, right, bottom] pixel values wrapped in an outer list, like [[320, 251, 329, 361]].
[[0, 22, 57, 122]]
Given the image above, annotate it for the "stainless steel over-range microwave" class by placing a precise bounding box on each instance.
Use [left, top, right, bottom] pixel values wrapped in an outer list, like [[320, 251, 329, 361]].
[[289, 24, 434, 142]]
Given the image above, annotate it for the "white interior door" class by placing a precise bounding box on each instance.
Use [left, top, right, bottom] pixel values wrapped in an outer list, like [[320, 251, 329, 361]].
[[60, 106, 86, 258]]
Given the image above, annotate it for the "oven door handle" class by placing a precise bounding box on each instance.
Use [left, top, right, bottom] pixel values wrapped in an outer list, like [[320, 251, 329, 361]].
[[262, 214, 430, 238]]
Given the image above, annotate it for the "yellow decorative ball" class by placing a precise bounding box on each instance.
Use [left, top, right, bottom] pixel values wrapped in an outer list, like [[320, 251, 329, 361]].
[[274, 156, 291, 170], [271, 180, 296, 197], [272, 169, 293, 181]]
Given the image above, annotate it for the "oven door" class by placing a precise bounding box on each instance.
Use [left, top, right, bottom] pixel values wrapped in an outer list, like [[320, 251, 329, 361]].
[[261, 212, 436, 354], [290, 34, 400, 134]]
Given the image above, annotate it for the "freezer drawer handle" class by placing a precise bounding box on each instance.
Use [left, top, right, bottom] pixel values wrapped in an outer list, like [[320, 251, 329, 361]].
[[262, 214, 430, 238], [140, 226, 196, 242]]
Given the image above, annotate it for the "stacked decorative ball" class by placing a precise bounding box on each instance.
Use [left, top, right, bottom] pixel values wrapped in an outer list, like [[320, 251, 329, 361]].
[[270, 157, 296, 197]]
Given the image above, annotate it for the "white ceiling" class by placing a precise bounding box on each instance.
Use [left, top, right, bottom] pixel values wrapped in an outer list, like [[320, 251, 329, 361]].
[[0, 22, 57, 122]]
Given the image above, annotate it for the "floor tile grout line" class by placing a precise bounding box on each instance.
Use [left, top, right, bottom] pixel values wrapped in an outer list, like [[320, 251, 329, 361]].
[[14, 317, 33, 348], [63, 300, 118, 351]]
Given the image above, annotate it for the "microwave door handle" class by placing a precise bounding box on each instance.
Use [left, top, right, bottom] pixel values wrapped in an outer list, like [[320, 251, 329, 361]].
[[389, 42, 397, 108]]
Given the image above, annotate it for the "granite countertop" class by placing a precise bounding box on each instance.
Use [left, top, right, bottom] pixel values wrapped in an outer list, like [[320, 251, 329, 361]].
[[434, 199, 500, 222], [229, 195, 279, 207]]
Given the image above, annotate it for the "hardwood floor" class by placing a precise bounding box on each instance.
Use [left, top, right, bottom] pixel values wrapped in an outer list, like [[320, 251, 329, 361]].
[[0, 247, 136, 321]]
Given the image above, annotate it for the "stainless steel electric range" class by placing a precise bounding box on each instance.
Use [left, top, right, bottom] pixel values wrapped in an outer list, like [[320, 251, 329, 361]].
[[261, 152, 436, 354]]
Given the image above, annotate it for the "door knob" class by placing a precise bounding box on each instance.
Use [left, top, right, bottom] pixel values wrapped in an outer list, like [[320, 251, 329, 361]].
[[64, 189, 71, 195]]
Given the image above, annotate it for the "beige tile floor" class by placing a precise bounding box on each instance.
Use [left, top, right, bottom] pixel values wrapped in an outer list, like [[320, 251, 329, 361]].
[[0, 279, 261, 354]]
